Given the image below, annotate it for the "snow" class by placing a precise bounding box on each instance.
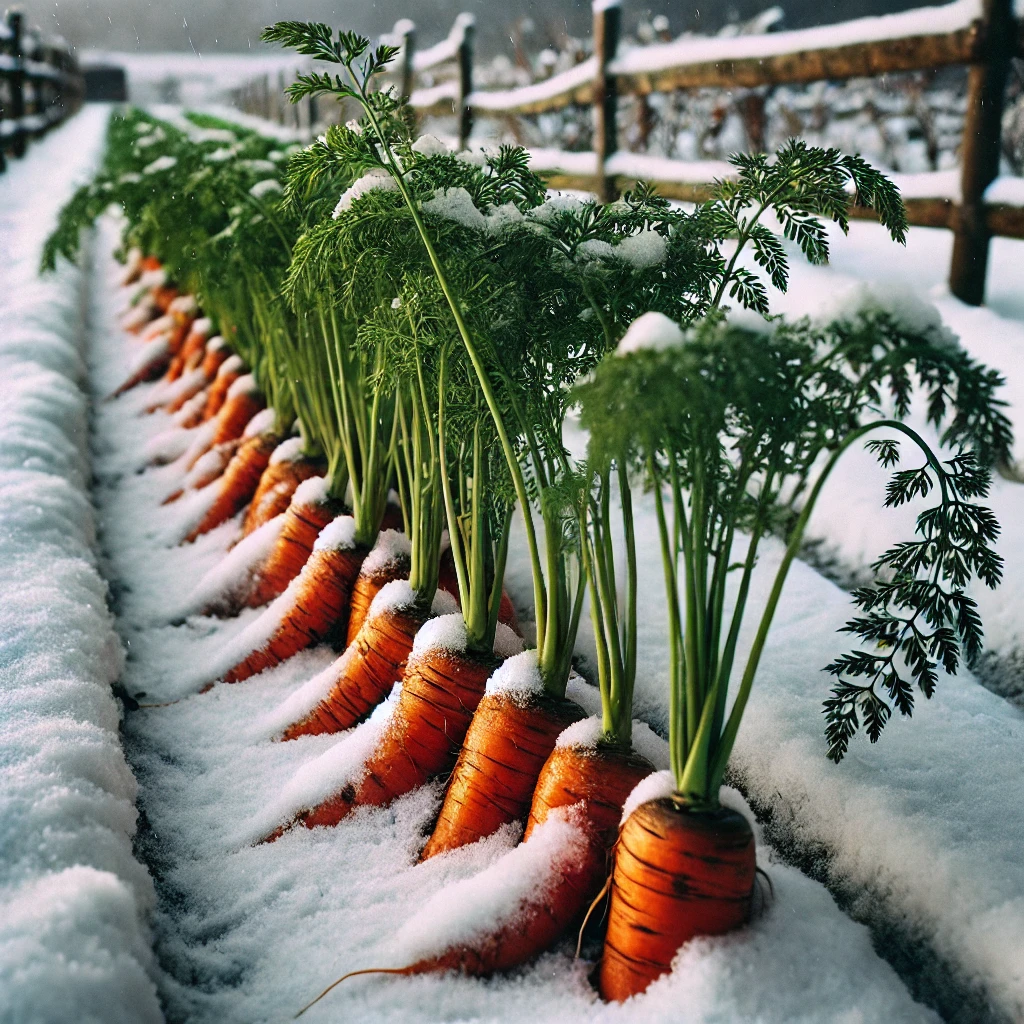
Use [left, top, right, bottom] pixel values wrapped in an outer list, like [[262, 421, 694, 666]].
[[411, 133, 451, 157], [484, 648, 545, 699], [616, 310, 685, 353], [422, 186, 488, 231], [332, 169, 399, 218], [411, 612, 469, 656], [411, 12, 475, 73], [613, 228, 669, 268], [360, 528, 412, 575], [241, 407, 276, 438], [65, 204, 949, 1024], [313, 515, 357, 553], [394, 807, 589, 964], [469, 57, 597, 114], [553, 715, 604, 750], [493, 622, 526, 659], [172, 514, 285, 619], [610, 0, 981, 77], [368, 579, 460, 620], [293, 474, 330, 506], [267, 436, 305, 466], [0, 107, 161, 1023], [226, 371, 258, 398], [605, 151, 735, 186], [620, 769, 675, 825], [142, 155, 177, 175], [249, 178, 283, 199], [986, 175, 1024, 206]]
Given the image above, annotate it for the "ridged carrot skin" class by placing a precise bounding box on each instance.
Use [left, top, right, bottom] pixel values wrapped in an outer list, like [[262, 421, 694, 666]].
[[246, 489, 346, 608], [599, 800, 755, 1001], [184, 431, 281, 541], [345, 553, 412, 646], [420, 691, 586, 860], [290, 645, 500, 832], [222, 543, 366, 684], [399, 743, 653, 977], [281, 602, 427, 739], [242, 456, 324, 537], [202, 360, 244, 421], [210, 389, 264, 449], [164, 320, 208, 382]]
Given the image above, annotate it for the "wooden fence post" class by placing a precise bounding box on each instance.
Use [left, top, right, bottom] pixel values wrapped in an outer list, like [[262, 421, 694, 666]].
[[457, 14, 475, 150], [593, 0, 621, 203], [949, 0, 1014, 305], [395, 18, 416, 100], [8, 9, 26, 158]]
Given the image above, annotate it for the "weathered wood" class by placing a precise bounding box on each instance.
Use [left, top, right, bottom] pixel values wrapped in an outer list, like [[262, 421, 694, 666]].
[[623, 26, 985, 95], [8, 10, 26, 158], [457, 16, 475, 150], [949, 0, 1015, 304], [398, 20, 416, 100], [593, 2, 621, 203]]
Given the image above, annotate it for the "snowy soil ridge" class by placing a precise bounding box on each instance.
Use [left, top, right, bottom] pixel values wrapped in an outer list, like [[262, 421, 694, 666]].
[[0, 108, 163, 1024]]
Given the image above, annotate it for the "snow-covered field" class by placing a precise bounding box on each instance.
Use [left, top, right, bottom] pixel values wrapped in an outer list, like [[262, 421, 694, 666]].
[[0, 108, 163, 1023], [4, 103, 1024, 1023]]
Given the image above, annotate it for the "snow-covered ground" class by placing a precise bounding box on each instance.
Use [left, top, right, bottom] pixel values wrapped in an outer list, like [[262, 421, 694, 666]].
[[4, 103, 1024, 1023], [0, 109, 163, 1023]]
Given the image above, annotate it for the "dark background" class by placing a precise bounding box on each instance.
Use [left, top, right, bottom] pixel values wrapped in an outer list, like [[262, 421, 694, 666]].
[[21, 1, 925, 55]]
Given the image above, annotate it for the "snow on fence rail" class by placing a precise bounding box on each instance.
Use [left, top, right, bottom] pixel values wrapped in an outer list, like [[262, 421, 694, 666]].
[[0, 9, 84, 172], [236, 0, 1024, 308]]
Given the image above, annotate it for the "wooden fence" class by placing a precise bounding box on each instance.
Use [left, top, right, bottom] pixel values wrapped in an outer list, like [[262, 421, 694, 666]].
[[0, 8, 84, 172], [237, 0, 1024, 305]]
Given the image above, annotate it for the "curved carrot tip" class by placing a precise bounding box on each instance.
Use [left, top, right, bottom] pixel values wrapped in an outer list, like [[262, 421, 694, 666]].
[[294, 967, 410, 1018]]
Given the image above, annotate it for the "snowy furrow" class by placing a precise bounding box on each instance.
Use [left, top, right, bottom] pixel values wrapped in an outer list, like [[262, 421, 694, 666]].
[[88, 228, 940, 1022], [0, 108, 163, 1024]]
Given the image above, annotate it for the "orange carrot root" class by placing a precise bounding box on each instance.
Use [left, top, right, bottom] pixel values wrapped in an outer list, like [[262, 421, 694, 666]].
[[210, 388, 264, 449], [246, 483, 345, 607], [290, 645, 498, 832], [345, 552, 412, 646], [201, 357, 244, 421], [152, 284, 178, 313], [184, 430, 281, 541], [599, 800, 756, 1001], [241, 454, 325, 538], [222, 540, 366, 685], [281, 601, 427, 740], [420, 691, 585, 860]]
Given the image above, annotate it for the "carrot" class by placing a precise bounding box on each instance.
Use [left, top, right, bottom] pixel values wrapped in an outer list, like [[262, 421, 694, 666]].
[[221, 518, 366, 684], [287, 623, 500, 832], [201, 354, 245, 421], [345, 530, 412, 646], [599, 797, 756, 1001], [152, 284, 179, 314], [419, 687, 585, 860], [178, 376, 263, 474], [139, 255, 161, 273], [184, 422, 281, 541], [279, 581, 431, 740], [118, 248, 144, 286], [198, 336, 229, 381], [164, 315, 211, 383], [172, 390, 209, 429], [241, 438, 324, 537], [245, 476, 346, 607]]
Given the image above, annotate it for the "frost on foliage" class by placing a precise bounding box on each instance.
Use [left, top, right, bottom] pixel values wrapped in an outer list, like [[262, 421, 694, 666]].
[[422, 186, 488, 231], [249, 179, 283, 199], [142, 155, 177, 175], [615, 228, 668, 269], [411, 134, 450, 158], [332, 168, 398, 218], [617, 310, 686, 354]]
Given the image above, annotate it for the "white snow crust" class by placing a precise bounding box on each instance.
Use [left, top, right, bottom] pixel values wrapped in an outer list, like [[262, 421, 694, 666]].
[[241, 406, 276, 438], [332, 168, 398, 218], [292, 474, 329, 506], [267, 436, 305, 466], [616, 310, 685, 353], [312, 515, 357, 553], [360, 528, 412, 575], [0, 108, 161, 1023]]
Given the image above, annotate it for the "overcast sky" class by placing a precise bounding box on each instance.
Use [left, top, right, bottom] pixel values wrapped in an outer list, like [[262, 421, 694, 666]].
[[23, 0, 923, 55]]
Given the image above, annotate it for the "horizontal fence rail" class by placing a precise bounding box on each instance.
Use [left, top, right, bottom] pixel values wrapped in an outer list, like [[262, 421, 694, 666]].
[[0, 8, 84, 170], [237, 0, 1024, 304]]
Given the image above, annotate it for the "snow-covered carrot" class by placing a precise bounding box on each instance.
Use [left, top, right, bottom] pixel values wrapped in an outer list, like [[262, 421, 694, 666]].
[[183, 410, 282, 541], [201, 354, 245, 421], [245, 476, 345, 608], [181, 374, 264, 472], [163, 314, 211, 383], [241, 437, 324, 537], [344, 529, 411, 645], [219, 517, 365, 684]]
